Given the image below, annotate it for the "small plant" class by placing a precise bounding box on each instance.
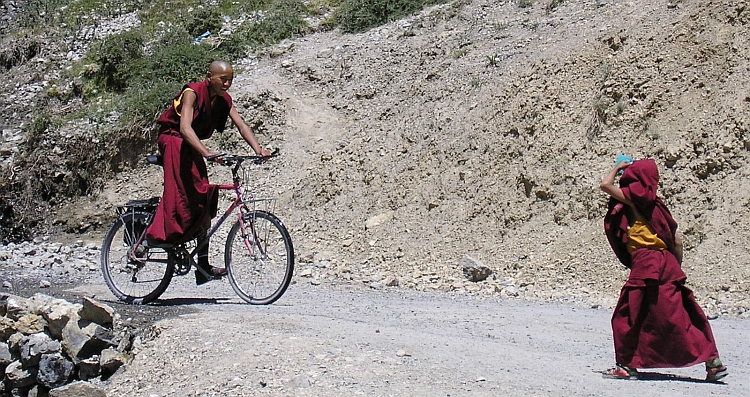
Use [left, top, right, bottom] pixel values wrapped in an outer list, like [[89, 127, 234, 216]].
[[493, 21, 510, 31], [185, 6, 223, 37], [486, 53, 503, 67], [518, 0, 533, 8], [452, 47, 470, 59], [545, 0, 565, 14], [586, 96, 608, 140]]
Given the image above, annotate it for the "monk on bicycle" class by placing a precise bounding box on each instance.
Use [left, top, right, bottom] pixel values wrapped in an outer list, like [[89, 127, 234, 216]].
[[145, 60, 271, 285]]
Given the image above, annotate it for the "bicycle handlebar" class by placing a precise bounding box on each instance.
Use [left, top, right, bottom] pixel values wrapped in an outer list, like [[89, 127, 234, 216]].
[[213, 148, 280, 166]]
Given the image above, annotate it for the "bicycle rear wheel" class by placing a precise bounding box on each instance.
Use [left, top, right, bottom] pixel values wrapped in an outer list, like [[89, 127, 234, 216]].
[[225, 210, 294, 305], [100, 211, 173, 304]]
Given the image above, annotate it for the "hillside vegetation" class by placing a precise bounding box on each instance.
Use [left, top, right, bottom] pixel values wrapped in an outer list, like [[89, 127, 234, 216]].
[[1, 0, 750, 316]]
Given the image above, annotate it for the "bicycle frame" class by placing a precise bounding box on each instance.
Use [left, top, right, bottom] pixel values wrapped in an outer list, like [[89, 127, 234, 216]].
[[127, 157, 268, 270]]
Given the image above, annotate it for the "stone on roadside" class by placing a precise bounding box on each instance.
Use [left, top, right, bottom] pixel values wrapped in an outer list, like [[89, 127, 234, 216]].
[[37, 352, 75, 389], [5, 360, 38, 388], [460, 255, 492, 282], [76, 357, 100, 380], [99, 347, 129, 373], [21, 332, 61, 367], [49, 380, 107, 397], [365, 211, 394, 230], [78, 298, 114, 327]]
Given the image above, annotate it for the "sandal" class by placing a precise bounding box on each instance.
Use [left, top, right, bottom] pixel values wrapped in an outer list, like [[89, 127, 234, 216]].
[[602, 364, 638, 380], [706, 358, 728, 382]]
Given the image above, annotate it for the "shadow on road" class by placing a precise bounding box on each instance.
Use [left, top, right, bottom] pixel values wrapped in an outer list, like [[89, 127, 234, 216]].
[[152, 297, 234, 306], [635, 372, 726, 384]]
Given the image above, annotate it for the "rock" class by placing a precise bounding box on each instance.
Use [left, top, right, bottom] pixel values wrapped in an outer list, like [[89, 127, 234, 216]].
[[99, 347, 128, 373], [61, 320, 115, 363], [0, 341, 12, 367], [4, 296, 29, 320], [287, 373, 312, 388], [460, 255, 492, 282], [21, 332, 61, 367], [37, 353, 74, 389], [365, 211, 394, 230], [0, 316, 16, 340], [383, 276, 399, 287], [49, 381, 106, 397], [14, 314, 47, 335], [40, 299, 79, 340], [5, 360, 38, 388], [76, 357, 100, 381], [78, 298, 114, 327]]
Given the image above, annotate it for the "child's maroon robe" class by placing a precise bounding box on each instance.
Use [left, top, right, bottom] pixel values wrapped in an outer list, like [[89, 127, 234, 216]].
[[604, 159, 719, 368]]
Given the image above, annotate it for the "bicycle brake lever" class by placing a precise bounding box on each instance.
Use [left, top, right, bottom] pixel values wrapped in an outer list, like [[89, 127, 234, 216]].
[[206, 153, 226, 162]]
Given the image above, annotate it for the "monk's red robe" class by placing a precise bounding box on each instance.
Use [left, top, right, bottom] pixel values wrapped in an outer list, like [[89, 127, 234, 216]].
[[604, 159, 719, 368], [146, 80, 232, 244]]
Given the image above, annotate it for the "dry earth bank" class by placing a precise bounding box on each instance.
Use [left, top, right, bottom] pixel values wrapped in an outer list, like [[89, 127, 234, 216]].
[[61, 0, 750, 318]]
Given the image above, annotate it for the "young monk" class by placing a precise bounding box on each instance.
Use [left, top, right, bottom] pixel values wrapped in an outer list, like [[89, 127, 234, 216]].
[[600, 158, 728, 382], [146, 60, 271, 285]]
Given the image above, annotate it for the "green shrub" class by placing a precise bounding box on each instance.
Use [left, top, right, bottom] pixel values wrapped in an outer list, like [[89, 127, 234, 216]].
[[186, 6, 223, 37], [233, 0, 310, 48], [335, 0, 447, 33], [90, 30, 145, 91], [119, 80, 183, 134]]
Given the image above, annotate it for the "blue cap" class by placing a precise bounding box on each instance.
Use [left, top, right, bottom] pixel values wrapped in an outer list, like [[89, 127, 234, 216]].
[[615, 154, 633, 175]]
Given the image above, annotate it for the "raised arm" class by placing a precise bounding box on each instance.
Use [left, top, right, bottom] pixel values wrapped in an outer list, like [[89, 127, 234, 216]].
[[600, 161, 633, 206]]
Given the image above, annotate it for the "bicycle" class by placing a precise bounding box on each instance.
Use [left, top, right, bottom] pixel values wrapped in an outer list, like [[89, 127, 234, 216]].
[[99, 151, 294, 305]]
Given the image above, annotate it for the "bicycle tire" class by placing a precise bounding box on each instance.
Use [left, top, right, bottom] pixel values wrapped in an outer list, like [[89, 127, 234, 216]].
[[100, 211, 173, 304], [225, 210, 294, 305]]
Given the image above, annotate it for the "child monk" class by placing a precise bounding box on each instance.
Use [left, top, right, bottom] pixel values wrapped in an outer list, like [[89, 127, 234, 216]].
[[600, 158, 728, 382]]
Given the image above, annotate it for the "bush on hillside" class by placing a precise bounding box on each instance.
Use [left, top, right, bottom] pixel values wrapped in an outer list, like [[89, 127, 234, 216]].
[[335, 0, 448, 33], [91, 30, 145, 91]]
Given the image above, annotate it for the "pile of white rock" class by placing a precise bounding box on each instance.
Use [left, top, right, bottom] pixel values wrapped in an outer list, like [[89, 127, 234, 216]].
[[1, 293, 131, 397]]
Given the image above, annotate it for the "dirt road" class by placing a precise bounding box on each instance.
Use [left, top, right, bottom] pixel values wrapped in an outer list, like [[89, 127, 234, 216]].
[[75, 277, 748, 397]]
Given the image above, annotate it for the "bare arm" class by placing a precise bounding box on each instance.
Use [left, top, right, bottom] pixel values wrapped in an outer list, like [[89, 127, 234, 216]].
[[673, 232, 684, 265], [178, 90, 217, 158], [600, 161, 633, 206], [229, 106, 271, 156]]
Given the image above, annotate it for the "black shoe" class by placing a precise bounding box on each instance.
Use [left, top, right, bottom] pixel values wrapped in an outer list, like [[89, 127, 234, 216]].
[[195, 265, 227, 285]]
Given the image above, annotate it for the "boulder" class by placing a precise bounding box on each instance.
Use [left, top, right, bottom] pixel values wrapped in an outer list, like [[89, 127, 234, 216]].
[[21, 333, 61, 367], [5, 360, 38, 388], [78, 298, 114, 327], [37, 352, 75, 389], [49, 381, 107, 397]]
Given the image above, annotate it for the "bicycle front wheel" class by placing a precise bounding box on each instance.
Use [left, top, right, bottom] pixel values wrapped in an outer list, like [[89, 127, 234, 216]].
[[100, 211, 173, 304], [225, 210, 294, 305]]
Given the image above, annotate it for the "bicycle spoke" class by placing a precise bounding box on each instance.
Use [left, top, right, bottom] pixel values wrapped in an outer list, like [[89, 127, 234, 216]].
[[225, 211, 293, 304], [101, 212, 173, 304]]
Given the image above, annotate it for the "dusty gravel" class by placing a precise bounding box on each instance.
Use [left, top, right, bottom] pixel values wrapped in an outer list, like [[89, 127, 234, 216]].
[[65, 277, 746, 397]]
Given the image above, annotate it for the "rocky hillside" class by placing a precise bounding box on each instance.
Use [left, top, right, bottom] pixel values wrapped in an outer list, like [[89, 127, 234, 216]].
[[3, 0, 750, 316]]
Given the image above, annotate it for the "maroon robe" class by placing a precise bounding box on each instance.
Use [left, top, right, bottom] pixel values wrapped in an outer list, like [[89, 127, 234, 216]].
[[145, 80, 232, 244], [603, 159, 719, 368]]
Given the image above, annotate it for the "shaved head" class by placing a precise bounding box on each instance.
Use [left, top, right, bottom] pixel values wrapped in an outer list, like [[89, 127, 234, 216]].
[[208, 60, 232, 75]]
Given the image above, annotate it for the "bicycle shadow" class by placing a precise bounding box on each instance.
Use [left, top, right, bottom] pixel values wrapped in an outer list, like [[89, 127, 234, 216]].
[[152, 297, 235, 306]]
